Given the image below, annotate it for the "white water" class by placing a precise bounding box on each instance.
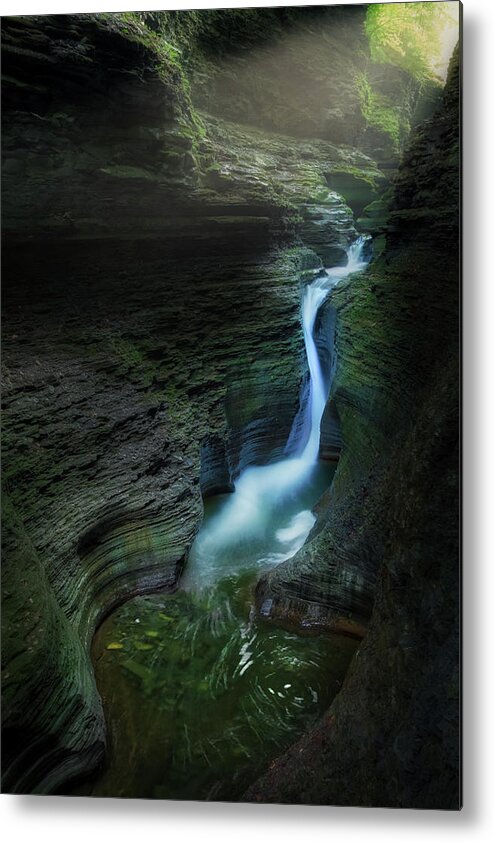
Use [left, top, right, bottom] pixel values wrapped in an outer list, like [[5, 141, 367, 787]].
[[298, 236, 369, 463], [184, 236, 369, 588]]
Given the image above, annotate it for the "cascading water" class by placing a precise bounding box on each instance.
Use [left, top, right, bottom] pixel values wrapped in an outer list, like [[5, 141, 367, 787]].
[[297, 236, 369, 463], [90, 237, 370, 800], [183, 236, 370, 588]]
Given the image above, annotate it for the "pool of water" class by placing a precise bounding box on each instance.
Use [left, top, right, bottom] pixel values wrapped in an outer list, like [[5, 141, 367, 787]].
[[71, 239, 371, 800], [78, 460, 359, 801], [87, 572, 358, 801]]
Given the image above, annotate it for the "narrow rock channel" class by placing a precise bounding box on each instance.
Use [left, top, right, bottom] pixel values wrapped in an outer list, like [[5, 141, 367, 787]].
[[2, 7, 460, 808], [76, 238, 368, 799]]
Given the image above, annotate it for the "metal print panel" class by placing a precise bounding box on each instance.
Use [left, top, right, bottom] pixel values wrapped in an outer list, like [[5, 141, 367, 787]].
[[1, 2, 461, 808]]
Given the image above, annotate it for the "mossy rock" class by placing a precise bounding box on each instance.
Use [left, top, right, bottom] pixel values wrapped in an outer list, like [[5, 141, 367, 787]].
[[326, 170, 379, 218]]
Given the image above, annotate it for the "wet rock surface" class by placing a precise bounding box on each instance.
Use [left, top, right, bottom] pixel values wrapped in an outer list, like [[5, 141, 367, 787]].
[[2, 237, 314, 791], [1, 11, 361, 792], [1, 10, 459, 805], [246, 45, 460, 809]]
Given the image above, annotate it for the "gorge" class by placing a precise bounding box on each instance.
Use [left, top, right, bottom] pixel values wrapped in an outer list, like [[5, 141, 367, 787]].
[[1, 4, 460, 809]]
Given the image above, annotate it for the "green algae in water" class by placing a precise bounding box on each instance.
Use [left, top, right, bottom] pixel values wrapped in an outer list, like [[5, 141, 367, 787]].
[[84, 462, 359, 800], [89, 571, 358, 801]]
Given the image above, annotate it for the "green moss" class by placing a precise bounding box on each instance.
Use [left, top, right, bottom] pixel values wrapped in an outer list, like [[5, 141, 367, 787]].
[[109, 336, 148, 371], [105, 335, 168, 397], [329, 162, 379, 190], [364, 2, 457, 83], [93, 12, 207, 163], [96, 12, 182, 76], [355, 72, 402, 151]]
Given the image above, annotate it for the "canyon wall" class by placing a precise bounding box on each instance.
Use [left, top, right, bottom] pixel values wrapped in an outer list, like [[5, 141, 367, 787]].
[[1, 7, 457, 803], [247, 43, 460, 809]]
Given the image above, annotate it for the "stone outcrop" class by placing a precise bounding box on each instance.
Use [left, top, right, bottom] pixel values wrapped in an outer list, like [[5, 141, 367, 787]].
[[1, 8, 458, 804]]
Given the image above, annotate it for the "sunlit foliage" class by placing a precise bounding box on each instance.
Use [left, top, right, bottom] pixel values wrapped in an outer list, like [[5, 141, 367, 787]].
[[355, 72, 403, 150], [365, 2, 459, 82]]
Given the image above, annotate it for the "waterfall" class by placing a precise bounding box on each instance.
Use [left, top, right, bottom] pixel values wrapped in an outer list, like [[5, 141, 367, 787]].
[[184, 236, 370, 587], [295, 234, 369, 463], [298, 281, 329, 463]]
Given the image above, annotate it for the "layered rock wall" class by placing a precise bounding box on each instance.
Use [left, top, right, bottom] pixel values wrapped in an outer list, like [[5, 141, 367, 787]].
[[246, 44, 460, 809], [1, 10, 367, 792], [1, 9, 457, 800]]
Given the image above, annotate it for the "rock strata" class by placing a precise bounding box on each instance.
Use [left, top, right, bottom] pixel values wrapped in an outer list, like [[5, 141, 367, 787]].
[[1, 10, 458, 803], [245, 45, 460, 809]]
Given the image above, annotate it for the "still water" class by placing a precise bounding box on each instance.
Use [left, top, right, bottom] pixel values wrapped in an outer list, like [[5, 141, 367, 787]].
[[88, 572, 357, 800]]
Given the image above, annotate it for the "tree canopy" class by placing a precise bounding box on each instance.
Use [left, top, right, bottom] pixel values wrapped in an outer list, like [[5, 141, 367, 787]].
[[365, 2, 459, 82]]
